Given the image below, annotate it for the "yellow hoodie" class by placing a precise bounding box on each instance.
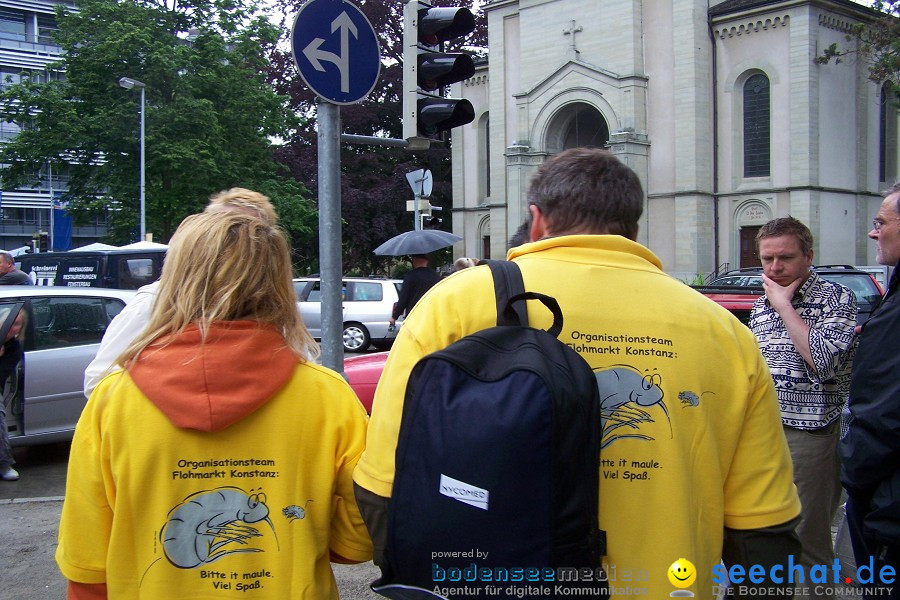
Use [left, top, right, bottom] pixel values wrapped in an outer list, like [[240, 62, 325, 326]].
[[354, 235, 799, 599], [56, 321, 372, 599]]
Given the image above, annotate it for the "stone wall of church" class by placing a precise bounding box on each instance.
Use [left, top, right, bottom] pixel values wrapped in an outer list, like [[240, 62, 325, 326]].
[[711, 1, 888, 272], [452, 0, 895, 273], [451, 64, 491, 258], [646, 0, 717, 276]]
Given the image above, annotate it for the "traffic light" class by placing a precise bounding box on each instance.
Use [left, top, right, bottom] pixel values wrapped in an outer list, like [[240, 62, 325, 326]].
[[403, 0, 476, 147], [33, 231, 48, 253], [422, 215, 442, 229]]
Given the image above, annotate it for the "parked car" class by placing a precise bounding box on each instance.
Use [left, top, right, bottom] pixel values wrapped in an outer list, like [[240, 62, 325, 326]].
[[0, 287, 135, 446], [705, 265, 884, 325], [17, 248, 165, 289], [693, 288, 759, 326], [343, 351, 389, 413], [293, 277, 402, 353]]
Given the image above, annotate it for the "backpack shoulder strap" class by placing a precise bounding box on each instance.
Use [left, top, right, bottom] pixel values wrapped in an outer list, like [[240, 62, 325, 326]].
[[489, 260, 528, 327], [488, 261, 566, 338]]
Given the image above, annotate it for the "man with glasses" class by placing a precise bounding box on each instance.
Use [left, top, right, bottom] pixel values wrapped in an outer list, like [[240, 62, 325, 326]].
[[749, 217, 858, 600], [841, 182, 900, 598]]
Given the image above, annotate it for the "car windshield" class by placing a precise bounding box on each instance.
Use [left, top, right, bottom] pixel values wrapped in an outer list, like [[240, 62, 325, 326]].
[[709, 271, 881, 306], [819, 273, 882, 305], [710, 275, 762, 287]]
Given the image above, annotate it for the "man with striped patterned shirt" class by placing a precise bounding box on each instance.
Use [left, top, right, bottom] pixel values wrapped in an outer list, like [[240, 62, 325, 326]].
[[750, 216, 858, 600]]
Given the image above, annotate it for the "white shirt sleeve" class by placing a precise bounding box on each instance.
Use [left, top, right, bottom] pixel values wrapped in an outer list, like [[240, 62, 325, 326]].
[[83, 282, 158, 398]]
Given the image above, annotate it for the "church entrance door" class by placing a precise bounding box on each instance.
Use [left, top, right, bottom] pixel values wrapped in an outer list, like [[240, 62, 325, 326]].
[[739, 226, 761, 268]]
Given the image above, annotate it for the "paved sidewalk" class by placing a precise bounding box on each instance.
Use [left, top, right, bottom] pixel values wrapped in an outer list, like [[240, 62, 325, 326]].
[[1, 498, 66, 599], [0, 443, 70, 502]]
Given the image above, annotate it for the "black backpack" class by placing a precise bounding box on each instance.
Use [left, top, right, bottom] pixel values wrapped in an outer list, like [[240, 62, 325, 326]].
[[373, 261, 606, 600]]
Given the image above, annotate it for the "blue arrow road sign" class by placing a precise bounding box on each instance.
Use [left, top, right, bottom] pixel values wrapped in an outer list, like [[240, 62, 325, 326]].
[[291, 0, 381, 105]]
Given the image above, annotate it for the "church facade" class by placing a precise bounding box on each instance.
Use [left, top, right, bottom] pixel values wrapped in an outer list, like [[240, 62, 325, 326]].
[[450, 0, 898, 280]]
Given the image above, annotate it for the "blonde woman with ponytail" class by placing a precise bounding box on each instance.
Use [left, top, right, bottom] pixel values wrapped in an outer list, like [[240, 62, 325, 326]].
[[57, 208, 372, 600]]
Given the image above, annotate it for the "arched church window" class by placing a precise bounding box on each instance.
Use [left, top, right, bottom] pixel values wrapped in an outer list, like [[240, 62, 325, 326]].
[[545, 103, 610, 154], [561, 104, 609, 150], [743, 73, 770, 177]]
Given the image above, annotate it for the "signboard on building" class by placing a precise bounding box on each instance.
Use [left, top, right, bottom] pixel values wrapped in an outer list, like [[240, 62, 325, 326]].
[[25, 258, 100, 287]]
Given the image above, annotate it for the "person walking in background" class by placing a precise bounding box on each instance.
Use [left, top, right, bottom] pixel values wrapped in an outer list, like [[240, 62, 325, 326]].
[[453, 257, 475, 271], [388, 254, 439, 330], [749, 216, 858, 600], [355, 148, 801, 597], [0, 307, 24, 481], [840, 182, 900, 599], [57, 208, 372, 598], [0, 251, 31, 285], [83, 188, 279, 398]]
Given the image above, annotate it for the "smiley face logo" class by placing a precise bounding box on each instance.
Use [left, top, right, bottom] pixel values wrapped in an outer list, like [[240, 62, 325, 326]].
[[667, 558, 696, 588]]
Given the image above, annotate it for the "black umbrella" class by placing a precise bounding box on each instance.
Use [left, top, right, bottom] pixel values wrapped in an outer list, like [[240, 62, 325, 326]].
[[373, 229, 462, 256]]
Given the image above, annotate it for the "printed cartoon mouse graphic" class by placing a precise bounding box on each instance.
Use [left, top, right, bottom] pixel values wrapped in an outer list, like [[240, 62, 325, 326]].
[[595, 365, 669, 448]]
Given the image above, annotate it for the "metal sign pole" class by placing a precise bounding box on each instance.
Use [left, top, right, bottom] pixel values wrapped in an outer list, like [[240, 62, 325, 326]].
[[317, 100, 344, 373], [291, 0, 382, 373], [48, 162, 54, 252]]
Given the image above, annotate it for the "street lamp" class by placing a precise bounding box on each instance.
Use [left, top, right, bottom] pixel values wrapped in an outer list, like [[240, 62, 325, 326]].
[[118, 76, 146, 240]]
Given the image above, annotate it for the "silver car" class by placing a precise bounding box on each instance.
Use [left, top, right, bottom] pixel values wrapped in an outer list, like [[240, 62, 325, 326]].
[[0, 286, 135, 446], [293, 277, 402, 352]]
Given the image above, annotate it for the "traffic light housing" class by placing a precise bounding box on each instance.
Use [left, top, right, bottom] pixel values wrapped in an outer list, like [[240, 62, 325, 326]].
[[422, 215, 442, 229], [33, 231, 48, 253], [403, 0, 476, 147]]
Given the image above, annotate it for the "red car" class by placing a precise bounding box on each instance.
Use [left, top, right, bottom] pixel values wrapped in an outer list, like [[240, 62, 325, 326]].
[[694, 287, 760, 326], [344, 351, 389, 413], [702, 265, 884, 326]]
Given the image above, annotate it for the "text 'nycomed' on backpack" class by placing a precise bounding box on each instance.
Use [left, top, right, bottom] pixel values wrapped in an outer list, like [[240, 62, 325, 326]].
[[372, 261, 607, 600]]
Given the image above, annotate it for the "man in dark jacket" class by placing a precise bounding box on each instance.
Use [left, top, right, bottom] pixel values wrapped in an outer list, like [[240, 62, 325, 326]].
[[0, 308, 24, 481], [841, 181, 900, 598], [388, 255, 439, 329], [0, 251, 31, 285]]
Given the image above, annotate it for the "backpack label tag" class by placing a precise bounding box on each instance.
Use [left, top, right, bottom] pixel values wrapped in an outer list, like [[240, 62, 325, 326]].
[[439, 474, 489, 510]]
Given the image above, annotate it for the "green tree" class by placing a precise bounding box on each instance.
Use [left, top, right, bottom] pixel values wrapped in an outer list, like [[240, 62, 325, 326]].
[[0, 0, 317, 256], [816, 1, 899, 99]]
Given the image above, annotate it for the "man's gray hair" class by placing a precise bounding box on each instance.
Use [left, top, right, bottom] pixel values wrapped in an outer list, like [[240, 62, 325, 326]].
[[0, 250, 14, 264], [884, 180, 900, 214]]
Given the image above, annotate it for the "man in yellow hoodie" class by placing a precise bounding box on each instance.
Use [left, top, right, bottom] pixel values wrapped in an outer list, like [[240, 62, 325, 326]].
[[354, 148, 801, 598]]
